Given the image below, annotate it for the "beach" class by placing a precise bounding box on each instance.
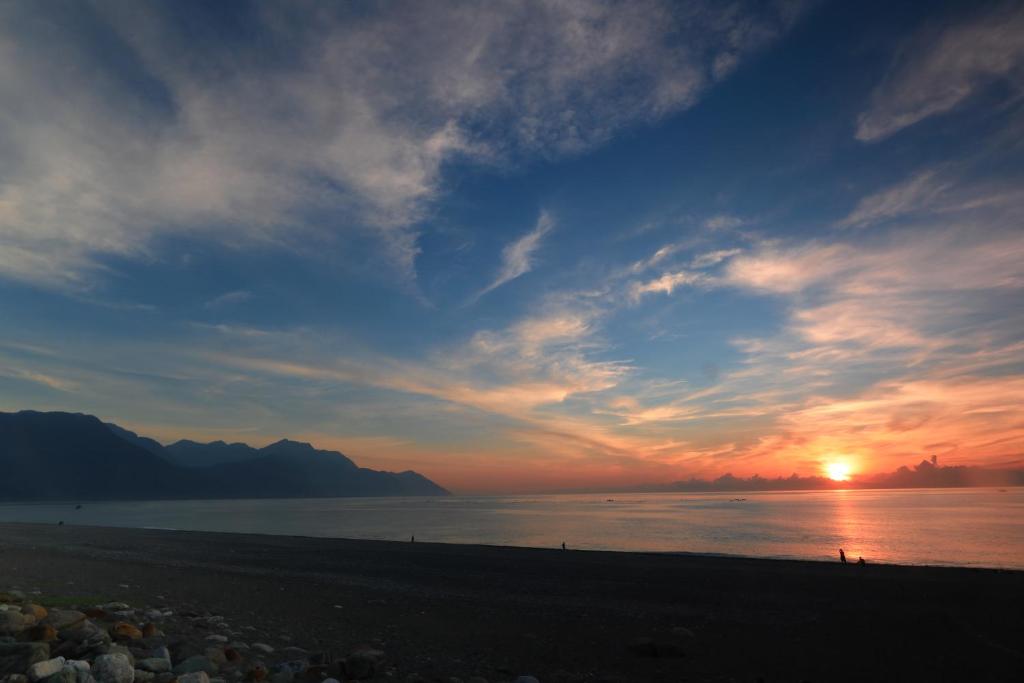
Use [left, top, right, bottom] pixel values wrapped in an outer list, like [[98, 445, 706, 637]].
[[2, 523, 1022, 682]]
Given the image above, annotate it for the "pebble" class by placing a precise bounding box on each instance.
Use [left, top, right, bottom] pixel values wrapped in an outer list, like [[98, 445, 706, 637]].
[[27, 658, 65, 682], [250, 645, 273, 655], [173, 656, 217, 677], [204, 636, 228, 644], [93, 655, 134, 683], [177, 674, 209, 683]]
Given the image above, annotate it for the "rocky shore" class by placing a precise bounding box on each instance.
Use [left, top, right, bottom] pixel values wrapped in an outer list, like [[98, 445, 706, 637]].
[[1, 590, 511, 683]]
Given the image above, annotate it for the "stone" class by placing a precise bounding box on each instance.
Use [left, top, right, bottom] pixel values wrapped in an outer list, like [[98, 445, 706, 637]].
[[59, 622, 105, 644], [62, 663, 89, 674], [103, 648, 133, 669], [26, 626, 58, 643], [173, 657, 217, 676], [40, 670, 75, 683], [133, 661, 169, 675], [204, 650, 227, 668], [268, 673, 290, 683], [242, 665, 265, 683], [204, 636, 227, 644], [27, 658, 65, 682], [0, 643, 50, 677], [222, 649, 241, 664], [146, 648, 169, 664], [109, 625, 142, 642], [93, 655, 134, 683], [0, 614, 28, 636], [342, 649, 384, 681], [249, 645, 272, 655], [100, 606, 129, 613], [4, 675, 30, 683], [42, 613, 86, 633], [21, 607, 47, 622], [131, 672, 153, 683], [177, 673, 209, 683]]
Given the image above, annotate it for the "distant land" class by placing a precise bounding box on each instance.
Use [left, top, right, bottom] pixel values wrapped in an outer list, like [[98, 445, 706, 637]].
[[571, 456, 1024, 494], [0, 410, 449, 501]]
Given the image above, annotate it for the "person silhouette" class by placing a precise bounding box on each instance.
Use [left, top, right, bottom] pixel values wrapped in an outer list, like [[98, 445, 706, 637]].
[[839, 548, 847, 564], [857, 556, 866, 566], [561, 541, 566, 550], [411, 535, 415, 543]]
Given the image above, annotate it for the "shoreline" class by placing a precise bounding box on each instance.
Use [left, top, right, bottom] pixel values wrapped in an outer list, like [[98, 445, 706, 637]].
[[3, 521, 1023, 682], [10, 519, 1024, 574]]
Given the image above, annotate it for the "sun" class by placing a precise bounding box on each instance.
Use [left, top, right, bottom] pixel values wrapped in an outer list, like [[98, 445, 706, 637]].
[[825, 462, 852, 482]]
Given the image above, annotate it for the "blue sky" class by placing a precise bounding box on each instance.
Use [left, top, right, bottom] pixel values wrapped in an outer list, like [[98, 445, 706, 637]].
[[2, 0, 1023, 492]]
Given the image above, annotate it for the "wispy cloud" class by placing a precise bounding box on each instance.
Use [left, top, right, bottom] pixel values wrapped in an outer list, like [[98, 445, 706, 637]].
[[476, 211, 554, 298], [856, 3, 1024, 141], [203, 290, 252, 310], [0, 0, 804, 289]]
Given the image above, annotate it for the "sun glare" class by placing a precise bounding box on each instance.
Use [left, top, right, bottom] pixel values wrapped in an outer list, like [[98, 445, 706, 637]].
[[825, 462, 851, 482]]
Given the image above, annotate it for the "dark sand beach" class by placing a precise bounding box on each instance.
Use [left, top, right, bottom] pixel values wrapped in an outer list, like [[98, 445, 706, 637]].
[[2, 522, 1022, 682]]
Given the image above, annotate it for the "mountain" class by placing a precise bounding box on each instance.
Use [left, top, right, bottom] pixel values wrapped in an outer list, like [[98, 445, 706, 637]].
[[0, 411, 193, 500], [0, 410, 449, 501], [163, 439, 264, 468]]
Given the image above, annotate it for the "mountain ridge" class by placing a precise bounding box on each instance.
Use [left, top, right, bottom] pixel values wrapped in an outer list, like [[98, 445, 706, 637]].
[[0, 410, 449, 501]]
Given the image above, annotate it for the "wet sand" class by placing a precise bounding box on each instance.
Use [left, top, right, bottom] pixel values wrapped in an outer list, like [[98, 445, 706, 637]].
[[1, 522, 1022, 682]]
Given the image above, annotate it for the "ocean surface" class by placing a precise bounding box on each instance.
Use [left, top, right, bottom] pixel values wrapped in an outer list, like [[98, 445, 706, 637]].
[[1, 487, 1022, 569]]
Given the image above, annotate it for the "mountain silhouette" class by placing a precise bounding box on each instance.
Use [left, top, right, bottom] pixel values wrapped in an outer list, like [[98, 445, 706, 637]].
[[0, 410, 449, 501]]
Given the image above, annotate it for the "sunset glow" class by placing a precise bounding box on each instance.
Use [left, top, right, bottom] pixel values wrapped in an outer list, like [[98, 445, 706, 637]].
[[825, 463, 852, 482], [1, 1, 1023, 493]]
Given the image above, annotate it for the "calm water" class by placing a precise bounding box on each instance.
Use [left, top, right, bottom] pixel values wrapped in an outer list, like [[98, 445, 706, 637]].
[[1, 488, 1022, 569]]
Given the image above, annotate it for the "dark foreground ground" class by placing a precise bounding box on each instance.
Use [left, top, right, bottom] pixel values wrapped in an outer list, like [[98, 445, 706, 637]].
[[1, 522, 1022, 682]]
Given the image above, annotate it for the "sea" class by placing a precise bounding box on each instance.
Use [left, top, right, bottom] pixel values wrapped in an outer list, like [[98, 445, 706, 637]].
[[1, 487, 1022, 570]]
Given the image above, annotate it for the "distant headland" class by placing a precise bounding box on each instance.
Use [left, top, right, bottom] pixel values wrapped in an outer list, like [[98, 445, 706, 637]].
[[0, 410, 450, 501]]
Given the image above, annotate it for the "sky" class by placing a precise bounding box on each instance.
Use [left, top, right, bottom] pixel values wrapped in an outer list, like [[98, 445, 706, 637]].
[[1, 0, 1023, 493]]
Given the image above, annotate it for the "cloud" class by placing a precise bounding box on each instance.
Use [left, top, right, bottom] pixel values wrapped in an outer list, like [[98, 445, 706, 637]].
[[856, 3, 1024, 141], [477, 211, 554, 298], [0, 0, 805, 289], [837, 170, 954, 229], [203, 290, 252, 309], [629, 270, 706, 300]]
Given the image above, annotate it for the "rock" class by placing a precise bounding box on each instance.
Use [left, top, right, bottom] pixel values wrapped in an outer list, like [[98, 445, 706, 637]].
[[249, 645, 272, 655], [102, 648, 133, 668], [242, 665, 265, 683], [21, 607, 47, 622], [204, 650, 227, 668], [26, 626, 58, 643], [63, 663, 89, 674], [0, 643, 50, 676], [204, 636, 227, 644], [153, 675, 173, 683], [222, 649, 241, 664], [42, 613, 86, 633], [173, 657, 217, 676], [42, 670, 77, 683], [177, 673, 209, 683], [268, 673, 290, 683], [27, 658, 65, 682], [59, 621, 106, 644], [109, 625, 142, 642], [101, 605, 129, 613], [40, 670, 76, 683], [0, 614, 28, 636], [93, 655, 134, 683], [131, 672, 153, 683], [4, 675, 30, 683], [133, 661, 168, 675], [342, 648, 384, 681]]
